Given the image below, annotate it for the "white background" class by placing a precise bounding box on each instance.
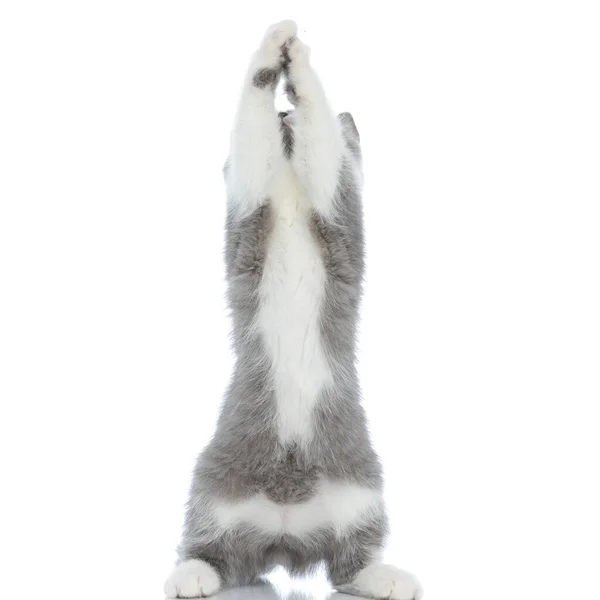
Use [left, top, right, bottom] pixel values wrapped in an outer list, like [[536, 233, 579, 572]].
[[1, 2, 599, 600]]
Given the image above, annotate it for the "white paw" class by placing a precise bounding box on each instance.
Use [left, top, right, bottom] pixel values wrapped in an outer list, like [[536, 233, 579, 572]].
[[261, 20, 298, 54], [337, 563, 423, 600], [164, 559, 221, 598], [286, 37, 311, 65]]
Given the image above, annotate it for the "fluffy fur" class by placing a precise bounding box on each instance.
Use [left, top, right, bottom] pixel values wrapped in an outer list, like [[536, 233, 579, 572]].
[[165, 21, 422, 600]]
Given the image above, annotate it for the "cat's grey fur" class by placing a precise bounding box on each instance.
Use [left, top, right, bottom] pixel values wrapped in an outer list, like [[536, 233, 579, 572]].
[[166, 21, 421, 600]]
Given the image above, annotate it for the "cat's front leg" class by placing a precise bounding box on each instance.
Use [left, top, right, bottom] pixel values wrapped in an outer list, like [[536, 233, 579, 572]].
[[226, 20, 297, 216], [284, 37, 344, 218]]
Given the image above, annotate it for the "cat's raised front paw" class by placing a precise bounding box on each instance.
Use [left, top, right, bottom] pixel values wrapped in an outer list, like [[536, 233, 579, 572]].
[[164, 559, 221, 598], [261, 20, 297, 55], [336, 563, 423, 600], [285, 36, 311, 66]]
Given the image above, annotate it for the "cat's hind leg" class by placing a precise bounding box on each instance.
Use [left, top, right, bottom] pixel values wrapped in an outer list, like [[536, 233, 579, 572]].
[[165, 507, 277, 597], [325, 514, 423, 600], [164, 532, 272, 598]]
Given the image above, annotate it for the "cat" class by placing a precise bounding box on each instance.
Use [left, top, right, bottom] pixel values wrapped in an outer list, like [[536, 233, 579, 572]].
[[164, 20, 423, 600]]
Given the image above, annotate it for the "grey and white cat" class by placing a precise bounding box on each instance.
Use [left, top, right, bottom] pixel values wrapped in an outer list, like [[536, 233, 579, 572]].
[[165, 21, 422, 600]]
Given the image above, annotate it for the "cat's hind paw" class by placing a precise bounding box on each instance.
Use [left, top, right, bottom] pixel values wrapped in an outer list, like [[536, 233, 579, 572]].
[[164, 559, 221, 598], [336, 563, 423, 600]]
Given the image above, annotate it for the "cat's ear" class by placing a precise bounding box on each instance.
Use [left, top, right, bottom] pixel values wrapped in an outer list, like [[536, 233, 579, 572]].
[[337, 112, 360, 142]]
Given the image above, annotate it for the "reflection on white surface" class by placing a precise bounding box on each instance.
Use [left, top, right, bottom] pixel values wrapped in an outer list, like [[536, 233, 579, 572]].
[[210, 568, 357, 600]]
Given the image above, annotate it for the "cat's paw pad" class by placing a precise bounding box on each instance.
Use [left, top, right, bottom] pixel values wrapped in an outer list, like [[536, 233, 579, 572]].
[[261, 20, 297, 54], [337, 564, 423, 600], [286, 37, 311, 65], [164, 559, 221, 598]]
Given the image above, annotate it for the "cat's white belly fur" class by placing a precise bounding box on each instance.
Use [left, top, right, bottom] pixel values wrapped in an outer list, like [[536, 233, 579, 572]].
[[258, 167, 332, 444], [214, 479, 382, 536]]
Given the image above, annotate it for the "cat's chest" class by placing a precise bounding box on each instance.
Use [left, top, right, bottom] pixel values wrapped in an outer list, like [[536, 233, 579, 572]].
[[257, 179, 332, 444], [260, 169, 324, 311], [262, 196, 322, 306]]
